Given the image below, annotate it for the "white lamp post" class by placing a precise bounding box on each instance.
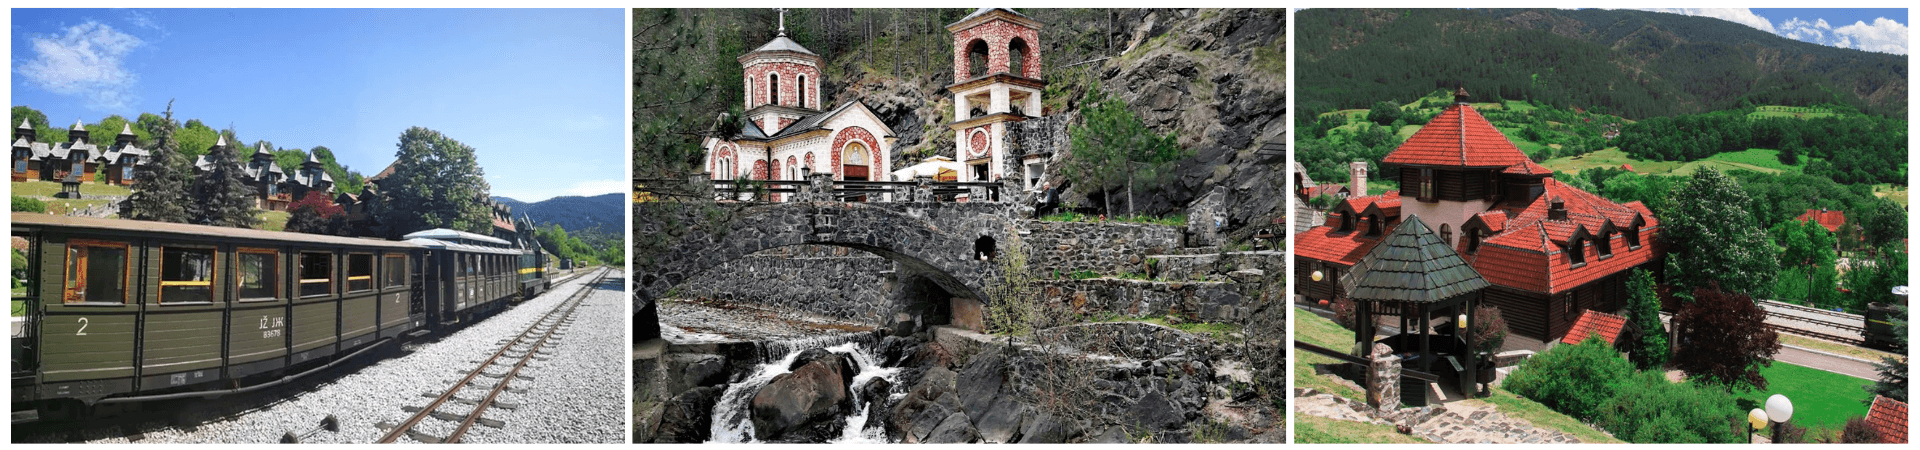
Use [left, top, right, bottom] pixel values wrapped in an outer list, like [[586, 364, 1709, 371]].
[[1747, 408, 1768, 443], [1765, 394, 1794, 443]]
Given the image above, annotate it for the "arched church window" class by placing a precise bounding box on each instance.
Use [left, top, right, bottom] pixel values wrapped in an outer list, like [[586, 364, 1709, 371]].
[[1441, 224, 1452, 246], [967, 39, 990, 78], [1009, 37, 1030, 76], [769, 73, 779, 106], [798, 74, 808, 108]]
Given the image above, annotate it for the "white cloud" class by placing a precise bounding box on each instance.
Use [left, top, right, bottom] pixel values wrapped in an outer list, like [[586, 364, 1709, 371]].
[[1779, 17, 1827, 42], [14, 21, 145, 111], [563, 179, 630, 197], [120, 9, 163, 32], [1831, 17, 1908, 55], [1638, 8, 1776, 33]]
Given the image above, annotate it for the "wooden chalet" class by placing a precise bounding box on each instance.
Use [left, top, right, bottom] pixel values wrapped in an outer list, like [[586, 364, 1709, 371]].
[[1297, 87, 1664, 343], [12, 120, 149, 185]]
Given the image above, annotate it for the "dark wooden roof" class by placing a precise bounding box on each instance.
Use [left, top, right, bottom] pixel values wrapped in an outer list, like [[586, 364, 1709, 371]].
[[1341, 215, 1490, 303]]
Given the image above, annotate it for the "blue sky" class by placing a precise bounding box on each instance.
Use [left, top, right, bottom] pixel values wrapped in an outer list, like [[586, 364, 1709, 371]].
[[1638, 8, 1908, 55], [11, 9, 626, 202]]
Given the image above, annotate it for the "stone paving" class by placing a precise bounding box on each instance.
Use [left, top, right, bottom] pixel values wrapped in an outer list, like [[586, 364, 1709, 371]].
[[1294, 386, 1590, 444]]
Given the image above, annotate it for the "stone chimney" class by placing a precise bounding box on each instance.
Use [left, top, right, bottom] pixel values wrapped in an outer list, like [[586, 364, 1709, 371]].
[[1548, 197, 1568, 220], [1349, 160, 1368, 197]]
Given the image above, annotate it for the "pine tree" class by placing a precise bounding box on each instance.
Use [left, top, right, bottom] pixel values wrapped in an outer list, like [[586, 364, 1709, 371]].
[[371, 127, 492, 239], [1065, 85, 1187, 216], [120, 100, 192, 223], [187, 134, 261, 228], [1625, 268, 1669, 370], [1866, 304, 1907, 402]]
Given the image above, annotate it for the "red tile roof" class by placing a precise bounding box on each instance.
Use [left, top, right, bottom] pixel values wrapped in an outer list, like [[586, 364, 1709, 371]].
[[1384, 103, 1532, 168], [1503, 158, 1554, 175], [1867, 395, 1907, 443], [1561, 310, 1628, 345], [1292, 223, 1383, 268], [1795, 209, 1847, 233], [1304, 184, 1348, 199]]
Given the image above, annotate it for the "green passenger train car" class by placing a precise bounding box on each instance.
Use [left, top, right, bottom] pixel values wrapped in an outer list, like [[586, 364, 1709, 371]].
[[10, 213, 552, 422]]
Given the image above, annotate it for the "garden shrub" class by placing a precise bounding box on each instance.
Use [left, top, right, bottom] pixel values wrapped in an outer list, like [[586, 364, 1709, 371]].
[[1503, 335, 1633, 421], [11, 195, 46, 213], [1593, 372, 1742, 443], [1839, 416, 1879, 443]]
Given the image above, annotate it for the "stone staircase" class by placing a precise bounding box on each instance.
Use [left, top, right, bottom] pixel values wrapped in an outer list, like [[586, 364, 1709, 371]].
[[1293, 387, 1591, 444]]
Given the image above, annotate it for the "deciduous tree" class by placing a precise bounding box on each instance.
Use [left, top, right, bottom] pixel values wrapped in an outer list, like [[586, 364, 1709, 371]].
[[1662, 169, 1778, 297], [285, 191, 346, 235], [1672, 285, 1781, 391], [371, 127, 491, 239]]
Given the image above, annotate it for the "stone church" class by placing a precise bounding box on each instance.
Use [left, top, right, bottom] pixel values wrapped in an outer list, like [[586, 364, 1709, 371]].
[[702, 8, 1053, 200]]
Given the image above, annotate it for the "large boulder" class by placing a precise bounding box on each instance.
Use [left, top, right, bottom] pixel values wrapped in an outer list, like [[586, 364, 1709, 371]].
[[1017, 412, 1087, 443], [886, 366, 957, 442], [665, 353, 729, 395], [749, 356, 853, 441], [974, 400, 1031, 443], [651, 386, 724, 443], [923, 412, 983, 443]]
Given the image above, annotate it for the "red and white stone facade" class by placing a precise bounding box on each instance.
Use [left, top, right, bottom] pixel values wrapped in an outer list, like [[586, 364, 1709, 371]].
[[702, 20, 896, 201], [945, 9, 1047, 185], [950, 19, 1041, 81]]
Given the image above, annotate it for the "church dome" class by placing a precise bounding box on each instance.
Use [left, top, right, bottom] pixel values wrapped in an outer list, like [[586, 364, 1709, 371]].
[[750, 35, 815, 56]]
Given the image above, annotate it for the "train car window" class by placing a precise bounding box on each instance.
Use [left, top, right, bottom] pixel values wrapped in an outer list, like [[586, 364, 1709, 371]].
[[236, 249, 278, 301], [347, 253, 374, 292], [299, 252, 333, 297], [384, 254, 407, 287], [159, 247, 216, 304], [12, 232, 35, 303], [63, 240, 129, 304]]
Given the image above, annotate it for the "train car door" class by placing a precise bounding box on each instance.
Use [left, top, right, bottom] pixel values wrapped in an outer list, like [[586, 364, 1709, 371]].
[[135, 240, 224, 391], [34, 233, 140, 402]]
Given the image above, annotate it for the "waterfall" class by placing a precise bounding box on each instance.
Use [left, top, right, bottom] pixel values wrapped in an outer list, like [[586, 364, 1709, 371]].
[[706, 332, 902, 443]]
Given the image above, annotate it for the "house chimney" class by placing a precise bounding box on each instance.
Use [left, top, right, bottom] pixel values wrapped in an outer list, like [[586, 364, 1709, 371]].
[[1349, 160, 1368, 197], [1548, 196, 1567, 220], [1454, 86, 1471, 105]]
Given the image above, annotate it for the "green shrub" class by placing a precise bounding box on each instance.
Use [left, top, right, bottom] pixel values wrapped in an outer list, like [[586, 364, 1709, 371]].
[[11, 196, 46, 213], [1504, 335, 1634, 421], [1594, 372, 1742, 443]]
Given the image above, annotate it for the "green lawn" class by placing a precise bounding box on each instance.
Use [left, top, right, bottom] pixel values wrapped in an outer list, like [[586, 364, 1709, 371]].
[[1296, 415, 1430, 443], [1872, 184, 1908, 208], [1734, 362, 1874, 433], [1750, 106, 1836, 120], [257, 210, 290, 231], [1296, 312, 1367, 400], [44, 199, 113, 215], [1542, 148, 1683, 175], [10, 299, 24, 318], [10, 180, 132, 197]]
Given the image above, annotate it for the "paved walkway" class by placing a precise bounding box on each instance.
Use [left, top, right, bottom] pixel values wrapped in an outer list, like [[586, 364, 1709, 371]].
[[1294, 387, 1588, 444], [1777, 345, 1881, 380]]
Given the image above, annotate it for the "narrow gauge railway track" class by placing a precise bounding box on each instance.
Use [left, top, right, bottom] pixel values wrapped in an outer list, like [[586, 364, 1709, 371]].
[[1759, 300, 1867, 346], [374, 267, 610, 443]]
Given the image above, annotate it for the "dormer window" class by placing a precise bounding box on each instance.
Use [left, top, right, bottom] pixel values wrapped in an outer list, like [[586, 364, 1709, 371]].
[[1596, 230, 1614, 258], [1363, 215, 1383, 237], [1627, 220, 1643, 250], [1466, 228, 1481, 254], [1339, 213, 1355, 233], [1568, 238, 1586, 267]]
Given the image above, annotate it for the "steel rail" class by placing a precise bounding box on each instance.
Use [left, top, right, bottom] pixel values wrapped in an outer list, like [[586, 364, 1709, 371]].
[[376, 267, 607, 443]]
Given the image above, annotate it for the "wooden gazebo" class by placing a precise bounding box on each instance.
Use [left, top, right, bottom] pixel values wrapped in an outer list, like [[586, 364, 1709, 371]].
[[1342, 215, 1491, 406]]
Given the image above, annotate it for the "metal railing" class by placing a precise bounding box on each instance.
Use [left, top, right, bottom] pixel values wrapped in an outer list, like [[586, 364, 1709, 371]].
[[634, 173, 1011, 204]]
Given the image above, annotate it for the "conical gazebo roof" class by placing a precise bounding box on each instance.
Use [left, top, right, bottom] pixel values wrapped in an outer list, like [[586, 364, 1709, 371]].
[[1342, 215, 1490, 303]]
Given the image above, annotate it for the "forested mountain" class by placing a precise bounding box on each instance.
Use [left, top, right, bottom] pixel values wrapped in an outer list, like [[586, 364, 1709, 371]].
[[636, 9, 1286, 223], [494, 193, 624, 234], [1297, 9, 1907, 121]]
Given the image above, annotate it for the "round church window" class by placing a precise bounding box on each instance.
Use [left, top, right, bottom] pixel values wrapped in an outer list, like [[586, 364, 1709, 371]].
[[969, 129, 989, 158]]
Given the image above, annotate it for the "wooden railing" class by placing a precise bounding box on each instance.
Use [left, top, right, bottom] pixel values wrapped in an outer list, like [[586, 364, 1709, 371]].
[[1293, 340, 1440, 382]]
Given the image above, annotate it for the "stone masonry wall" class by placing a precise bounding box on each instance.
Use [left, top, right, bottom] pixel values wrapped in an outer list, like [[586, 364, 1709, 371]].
[[1032, 278, 1258, 324], [674, 248, 895, 324], [1020, 221, 1182, 275]]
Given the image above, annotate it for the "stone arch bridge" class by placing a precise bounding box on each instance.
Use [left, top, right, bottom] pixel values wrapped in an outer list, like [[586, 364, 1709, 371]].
[[633, 176, 1023, 341]]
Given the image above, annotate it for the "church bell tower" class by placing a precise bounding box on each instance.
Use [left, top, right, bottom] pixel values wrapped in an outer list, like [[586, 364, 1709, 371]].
[[945, 8, 1044, 183]]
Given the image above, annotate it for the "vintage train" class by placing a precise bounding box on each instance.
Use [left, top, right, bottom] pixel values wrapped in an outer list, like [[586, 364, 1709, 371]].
[[10, 213, 554, 422]]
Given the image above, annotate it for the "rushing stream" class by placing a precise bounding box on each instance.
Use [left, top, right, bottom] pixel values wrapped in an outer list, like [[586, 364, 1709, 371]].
[[705, 333, 903, 443]]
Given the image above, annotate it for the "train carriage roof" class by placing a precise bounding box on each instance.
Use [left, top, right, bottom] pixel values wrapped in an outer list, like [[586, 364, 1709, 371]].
[[402, 228, 512, 246], [403, 238, 527, 255], [12, 212, 419, 250]]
